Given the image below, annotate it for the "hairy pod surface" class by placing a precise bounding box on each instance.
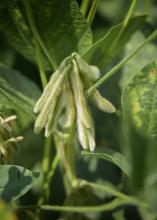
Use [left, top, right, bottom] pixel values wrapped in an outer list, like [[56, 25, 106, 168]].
[[35, 64, 72, 134], [34, 57, 70, 114], [92, 90, 116, 113], [73, 53, 100, 81], [45, 92, 65, 137], [78, 74, 116, 113], [71, 60, 91, 129], [64, 77, 76, 129], [34, 52, 115, 151], [34, 70, 60, 113]]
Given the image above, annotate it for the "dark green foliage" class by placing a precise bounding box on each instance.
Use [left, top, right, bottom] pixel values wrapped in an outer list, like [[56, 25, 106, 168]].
[[0, 0, 157, 219]]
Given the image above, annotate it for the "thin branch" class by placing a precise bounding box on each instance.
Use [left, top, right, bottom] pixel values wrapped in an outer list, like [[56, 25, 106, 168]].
[[80, 0, 90, 17], [42, 154, 59, 203], [34, 40, 47, 88], [16, 199, 129, 212], [109, 0, 137, 55], [41, 199, 125, 212], [87, 0, 100, 26], [38, 137, 52, 205]]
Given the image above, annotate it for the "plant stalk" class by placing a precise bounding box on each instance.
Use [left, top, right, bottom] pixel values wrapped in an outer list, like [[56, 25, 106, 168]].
[[54, 131, 77, 194], [16, 199, 127, 213], [87, 0, 100, 26], [80, 0, 90, 17], [39, 153, 59, 204], [109, 0, 137, 55], [34, 40, 47, 88], [41, 199, 125, 212]]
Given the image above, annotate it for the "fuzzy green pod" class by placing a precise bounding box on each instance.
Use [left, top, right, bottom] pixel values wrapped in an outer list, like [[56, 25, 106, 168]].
[[77, 103, 95, 151], [34, 70, 60, 113], [34, 57, 70, 114], [73, 53, 100, 81], [34, 64, 72, 134], [80, 76, 116, 113], [70, 60, 91, 129], [45, 92, 65, 137], [92, 90, 116, 113], [64, 77, 76, 129], [77, 119, 95, 152], [77, 120, 89, 150]]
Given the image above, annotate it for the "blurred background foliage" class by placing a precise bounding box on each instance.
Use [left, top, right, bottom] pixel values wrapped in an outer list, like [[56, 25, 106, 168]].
[[0, 0, 157, 219]]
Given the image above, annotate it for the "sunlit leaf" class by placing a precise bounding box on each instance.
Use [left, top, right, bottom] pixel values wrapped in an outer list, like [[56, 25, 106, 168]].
[[122, 61, 157, 191], [82, 15, 147, 69]]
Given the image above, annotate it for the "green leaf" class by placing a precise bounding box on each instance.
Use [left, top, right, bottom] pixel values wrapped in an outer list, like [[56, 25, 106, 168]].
[[0, 0, 92, 69], [82, 15, 147, 69], [0, 63, 40, 117], [122, 61, 157, 191], [122, 61, 157, 144], [82, 151, 130, 177], [120, 32, 157, 90], [0, 165, 40, 201]]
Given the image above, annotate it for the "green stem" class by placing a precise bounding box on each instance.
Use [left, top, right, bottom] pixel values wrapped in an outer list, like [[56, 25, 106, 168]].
[[23, 0, 57, 69], [34, 40, 47, 88], [15, 180, 148, 212], [46, 154, 59, 185], [54, 131, 77, 193], [87, 0, 100, 26], [87, 29, 157, 96], [53, 133, 70, 195], [38, 137, 52, 204], [109, 0, 136, 55], [16, 199, 127, 212], [77, 180, 147, 206], [42, 154, 59, 202], [41, 199, 125, 212], [31, 16, 52, 206], [80, 0, 90, 17]]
